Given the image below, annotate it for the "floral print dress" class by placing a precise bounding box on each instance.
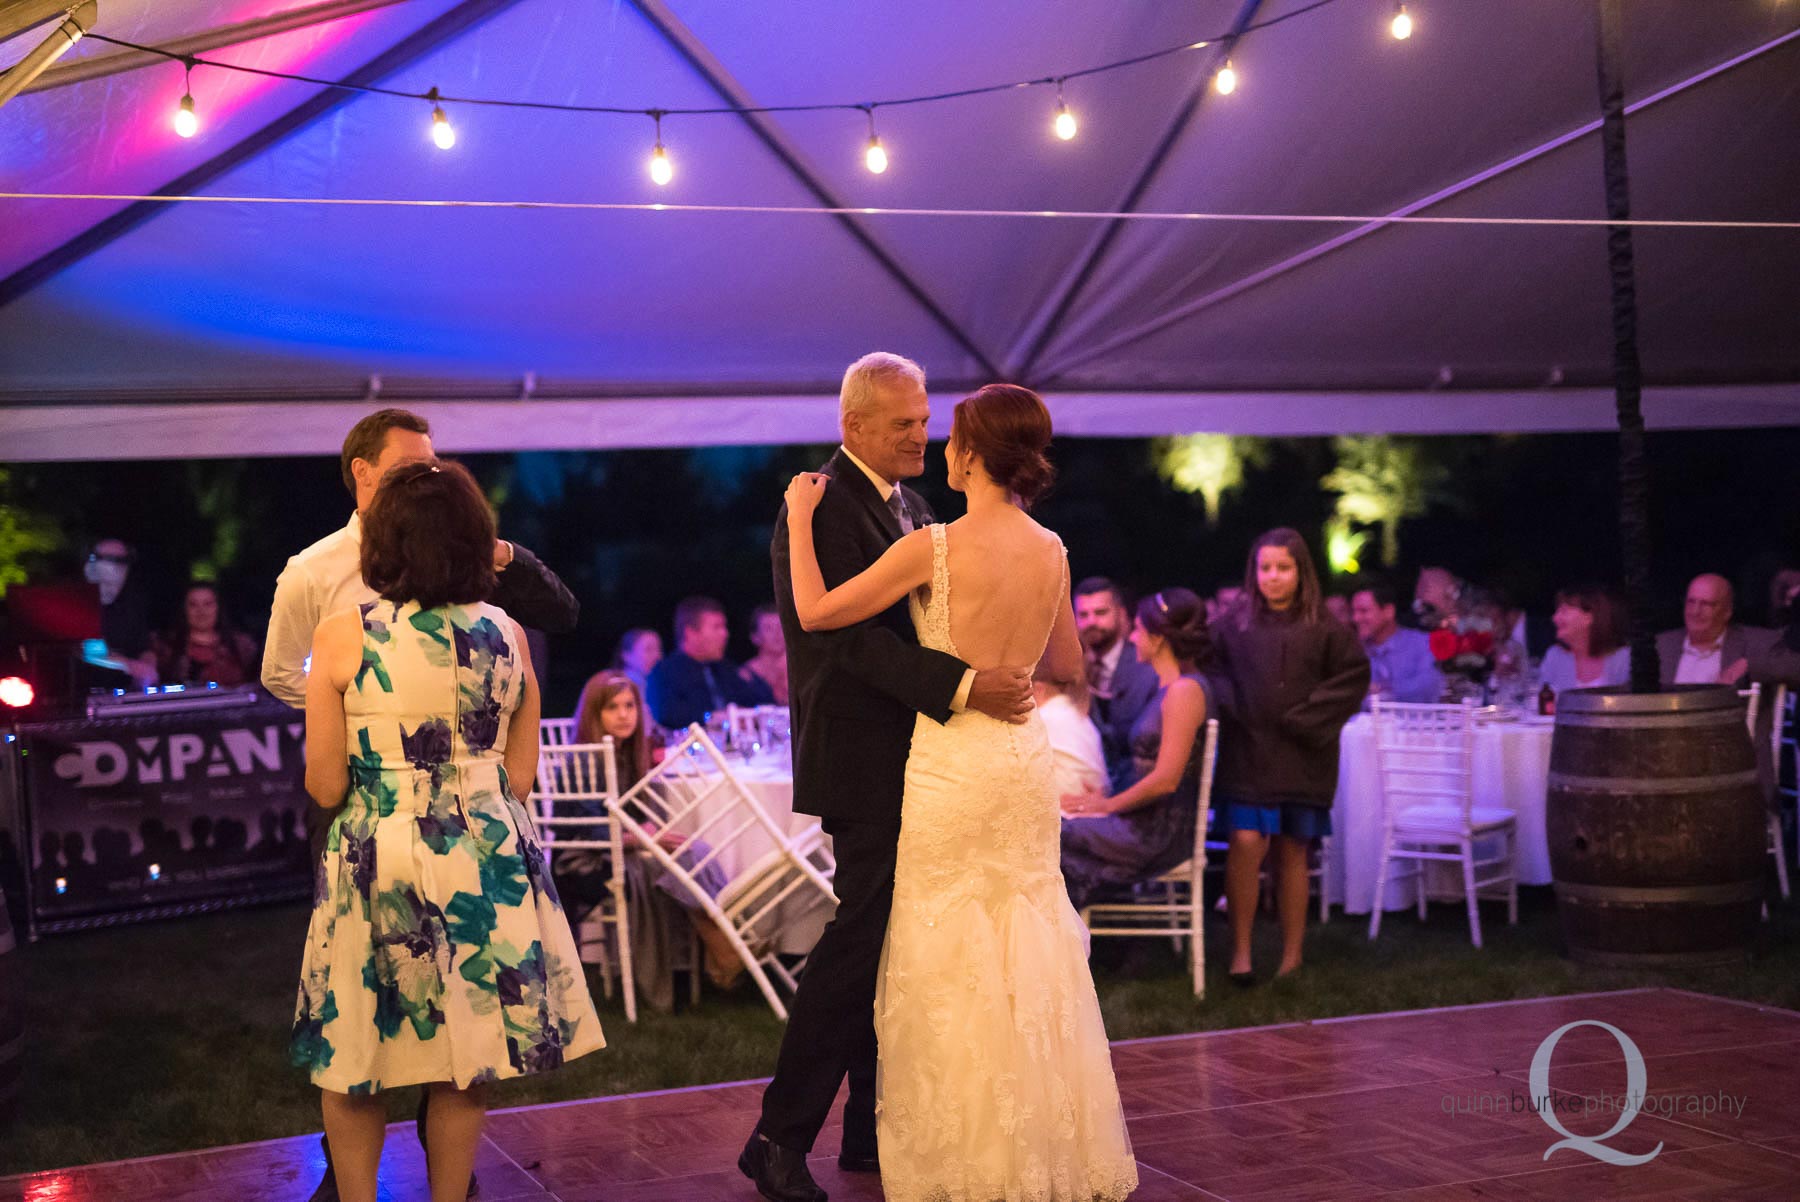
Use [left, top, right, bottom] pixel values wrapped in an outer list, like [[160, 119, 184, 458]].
[[292, 599, 603, 1093]]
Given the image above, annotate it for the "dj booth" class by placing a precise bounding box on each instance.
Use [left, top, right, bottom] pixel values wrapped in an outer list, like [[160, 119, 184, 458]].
[[0, 686, 314, 938]]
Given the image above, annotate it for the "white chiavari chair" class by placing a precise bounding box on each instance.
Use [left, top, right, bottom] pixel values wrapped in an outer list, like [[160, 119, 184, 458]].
[[539, 716, 578, 747], [534, 739, 637, 1022], [1081, 720, 1219, 997], [611, 726, 836, 1020], [1367, 699, 1517, 948]]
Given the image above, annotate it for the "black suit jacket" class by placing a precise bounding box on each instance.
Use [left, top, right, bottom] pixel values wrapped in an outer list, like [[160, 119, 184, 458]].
[[645, 651, 773, 731], [1093, 640, 1160, 780], [491, 542, 579, 634], [773, 450, 968, 826]]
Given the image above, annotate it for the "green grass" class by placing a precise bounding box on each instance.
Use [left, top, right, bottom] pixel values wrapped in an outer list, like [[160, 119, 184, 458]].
[[4, 889, 1796, 1177]]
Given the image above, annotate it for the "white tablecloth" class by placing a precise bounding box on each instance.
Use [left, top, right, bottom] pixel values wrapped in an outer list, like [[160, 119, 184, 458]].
[[684, 755, 834, 955], [1326, 712, 1554, 914]]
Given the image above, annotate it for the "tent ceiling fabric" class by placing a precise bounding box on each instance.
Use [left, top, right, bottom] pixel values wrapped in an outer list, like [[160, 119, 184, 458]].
[[1, 0, 1796, 459]]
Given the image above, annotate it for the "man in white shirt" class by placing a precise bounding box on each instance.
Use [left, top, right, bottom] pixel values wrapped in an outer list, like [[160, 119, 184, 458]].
[[1656, 574, 1750, 687], [263, 409, 578, 709]]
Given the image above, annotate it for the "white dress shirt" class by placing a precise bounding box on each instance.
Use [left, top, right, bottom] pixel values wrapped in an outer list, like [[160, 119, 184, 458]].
[[261, 513, 377, 708], [1039, 693, 1107, 801], [1674, 636, 1726, 685], [1090, 637, 1126, 697], [837, 445, 974, 711]]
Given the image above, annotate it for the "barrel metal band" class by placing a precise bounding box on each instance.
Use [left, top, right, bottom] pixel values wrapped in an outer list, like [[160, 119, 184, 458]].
[[1554, 879, 1763, 904], [1553, 710, 1748, 729], [1546, 769, 1759, 793]]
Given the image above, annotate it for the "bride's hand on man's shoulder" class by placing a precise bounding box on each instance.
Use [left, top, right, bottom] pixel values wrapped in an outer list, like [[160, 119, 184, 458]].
[[785, 472, 829, 513]]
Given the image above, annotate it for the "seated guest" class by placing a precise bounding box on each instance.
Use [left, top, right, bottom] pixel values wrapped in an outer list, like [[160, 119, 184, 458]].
[[1657, 574, 1753, 686], [1208, 583, 1245, 626], [612, 627, 663, 697], [645, 596, 773, 730], [1351, 579, 1443, 703], [154, 582, 261, 686], [1540, 585, 1631, 695], [1492, 577, 1555, 659], [1033, 677, 1107, 801], [563, 671, 746, 999], [1073, 576, 1160, 786], [742, 603, 789, 705], [1060, 588, 1212, 909], [1768, 568, 1800, 628], [1412, 565, 1466, 629], [85, 537, 158, 687]]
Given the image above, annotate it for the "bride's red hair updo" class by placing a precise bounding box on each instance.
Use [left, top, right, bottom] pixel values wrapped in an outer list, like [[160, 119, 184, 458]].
[[951, 383, 1055, 508]]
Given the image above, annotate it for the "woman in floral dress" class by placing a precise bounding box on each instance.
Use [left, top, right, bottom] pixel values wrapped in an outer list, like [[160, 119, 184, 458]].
[[293, 460, 602, 1202]]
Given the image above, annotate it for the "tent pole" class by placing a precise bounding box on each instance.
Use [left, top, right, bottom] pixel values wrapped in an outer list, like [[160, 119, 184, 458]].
[[24, 0, 413, 94], [0, 2, 96, 110], [1596, 0, 1658, 693]]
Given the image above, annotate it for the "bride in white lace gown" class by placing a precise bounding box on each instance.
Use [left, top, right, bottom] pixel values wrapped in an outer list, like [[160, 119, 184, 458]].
[[785, 384, 1137, 1202]]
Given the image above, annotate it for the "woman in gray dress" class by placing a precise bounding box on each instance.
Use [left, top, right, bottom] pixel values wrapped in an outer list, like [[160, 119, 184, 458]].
[[1060, 587, 1212, 908]]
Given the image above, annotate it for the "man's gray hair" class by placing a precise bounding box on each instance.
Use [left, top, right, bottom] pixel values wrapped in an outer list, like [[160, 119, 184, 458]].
[[840, 352, 926, 433]]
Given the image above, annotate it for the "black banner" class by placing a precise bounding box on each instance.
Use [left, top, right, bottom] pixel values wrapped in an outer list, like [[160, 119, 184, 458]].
[[17, 700, 313, 928]]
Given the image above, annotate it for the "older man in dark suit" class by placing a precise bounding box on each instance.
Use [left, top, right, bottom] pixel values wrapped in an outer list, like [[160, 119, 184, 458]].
[[738, 353, 1033, 1202], [1658, 573, 1800, 803]]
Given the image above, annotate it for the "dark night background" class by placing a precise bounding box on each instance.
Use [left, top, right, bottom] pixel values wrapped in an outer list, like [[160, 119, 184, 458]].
[[6, 426, 1798, 714]]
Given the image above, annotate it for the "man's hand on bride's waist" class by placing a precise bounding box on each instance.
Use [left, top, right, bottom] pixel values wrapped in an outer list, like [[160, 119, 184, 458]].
[[967, 666, 1034, 725]]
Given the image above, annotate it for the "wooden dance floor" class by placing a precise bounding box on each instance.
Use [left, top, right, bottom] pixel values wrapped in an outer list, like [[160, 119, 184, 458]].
[[5, 988, 1798, 1201]]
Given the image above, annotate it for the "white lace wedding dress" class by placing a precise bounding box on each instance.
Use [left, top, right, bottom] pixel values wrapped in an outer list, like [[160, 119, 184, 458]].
[[875, 521, 1138, 1202]]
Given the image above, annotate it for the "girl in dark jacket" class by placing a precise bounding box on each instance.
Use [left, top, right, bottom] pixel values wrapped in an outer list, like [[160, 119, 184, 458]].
[[1212, 528, 1369, 983]]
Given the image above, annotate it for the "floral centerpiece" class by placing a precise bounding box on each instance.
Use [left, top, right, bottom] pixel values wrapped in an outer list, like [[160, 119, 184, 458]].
[[1427, 614, 1498, 701]]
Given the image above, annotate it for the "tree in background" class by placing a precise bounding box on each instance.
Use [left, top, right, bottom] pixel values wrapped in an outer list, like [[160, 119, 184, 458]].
[[0, 468, 62, 598], [1321, 435, 1452, 568], [1152, 434, 1269, 527], [184, 462, 258, 583]]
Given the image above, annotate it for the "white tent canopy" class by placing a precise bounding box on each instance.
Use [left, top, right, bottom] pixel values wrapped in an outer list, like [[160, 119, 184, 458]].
[[2, 0, 1797, 460]]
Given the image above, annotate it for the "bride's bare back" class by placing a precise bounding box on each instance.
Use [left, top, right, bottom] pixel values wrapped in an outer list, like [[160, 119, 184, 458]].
[[934, 509, 1068, 671]]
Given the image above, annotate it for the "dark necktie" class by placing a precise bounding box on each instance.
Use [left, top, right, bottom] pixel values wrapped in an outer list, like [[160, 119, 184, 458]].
[[700, 662, 725, 710], [887, 491, 914, 535]]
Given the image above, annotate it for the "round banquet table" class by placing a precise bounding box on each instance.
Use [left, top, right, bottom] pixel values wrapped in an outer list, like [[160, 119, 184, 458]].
[[1325, 711, 1555, 915]]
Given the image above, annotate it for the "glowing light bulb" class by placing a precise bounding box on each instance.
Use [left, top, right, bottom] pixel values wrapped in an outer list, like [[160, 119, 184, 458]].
[[648, 143, 673, 185], [0, 675, 32, 708], [864, 136, 888, 174], [173, 93, 198, 138], [1391, 5, 1413, 39], [1053, 102, 1077, 141], [1215, 60, 1237, 95], [430, 104, 455, 150]]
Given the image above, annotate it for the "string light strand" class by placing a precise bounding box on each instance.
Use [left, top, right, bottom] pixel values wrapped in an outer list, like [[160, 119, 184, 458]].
[[88, 0, 1342, 120]]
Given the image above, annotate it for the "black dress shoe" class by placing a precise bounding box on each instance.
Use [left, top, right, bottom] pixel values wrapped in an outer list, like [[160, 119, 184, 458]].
[[739, 1131, 827, 1202], [836, 1150, 879, 1173], [1228, 969, 1257, 988], [309, 1134, 340, 1202], [417, 1092, 483, 1198]]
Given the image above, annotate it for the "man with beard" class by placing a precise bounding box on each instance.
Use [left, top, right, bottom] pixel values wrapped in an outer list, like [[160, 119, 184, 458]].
[[1074, 576, 1160, 788]]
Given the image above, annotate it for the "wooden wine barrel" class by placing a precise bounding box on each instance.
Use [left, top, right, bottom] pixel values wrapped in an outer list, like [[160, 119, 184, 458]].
[[0, 891, 20, 1129], [1548, 685, 1765, 967]]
